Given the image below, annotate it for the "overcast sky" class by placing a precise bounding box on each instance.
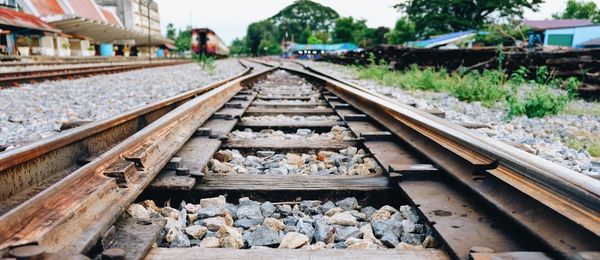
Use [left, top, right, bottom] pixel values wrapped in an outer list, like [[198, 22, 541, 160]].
[[154, 0, 600, 44]]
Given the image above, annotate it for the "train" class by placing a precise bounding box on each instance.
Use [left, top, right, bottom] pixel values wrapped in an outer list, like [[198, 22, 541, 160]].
[[191, 28, 230, 57]]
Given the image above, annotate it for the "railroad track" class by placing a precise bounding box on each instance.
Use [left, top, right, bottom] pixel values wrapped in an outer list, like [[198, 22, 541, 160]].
[[0, 59, 598, 259], [0, 60, 190, 87]]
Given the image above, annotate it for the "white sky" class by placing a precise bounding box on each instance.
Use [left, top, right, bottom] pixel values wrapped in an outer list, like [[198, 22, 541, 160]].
[[155, 0, 600, 44]]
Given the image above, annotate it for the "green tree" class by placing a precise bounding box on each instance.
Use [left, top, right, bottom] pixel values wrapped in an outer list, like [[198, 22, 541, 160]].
[[314, 31, 329, 43], [552, 0, 600, 23], [258, 38, 282, 55], [247, 20, 278, 55], [166, 23, 176, 40], [331, 17, 368, 44], [174, 27, 191, 51], [299, 26, 313, 43], [270, 0, 339, 43], [372, 27, 390, 45], [395, 0, 544, 37], [386, 17, 416, 45], [230, 37, 249, 55], [307, 35, 323, 44]]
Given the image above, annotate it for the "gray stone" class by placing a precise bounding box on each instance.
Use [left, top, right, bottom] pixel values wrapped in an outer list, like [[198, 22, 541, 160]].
[[276, 204, 293, 216], [239, 197, 260, 207], [234, 218, 262, 229], [299, 200, 322, 215], [245, 225, 281, 247], [400, 205, 420, 223], [237, 204, 264, 224], [320, 201, 336, 213], [166, 229, 191, 248], [361, 206, 377, 219], [225, 203, 239, 219], [334, 226, 362, 242], [197, 207, 224, 219], [334, 241, 347, 249], [296, 220, 316, 242], [336, 197, 359, 210], [260, 201, 276, 218], [380, 233, 400, 248], [314, 219, 333, 242], [401, 233, 426, 245], [283, 216, 300, 226]]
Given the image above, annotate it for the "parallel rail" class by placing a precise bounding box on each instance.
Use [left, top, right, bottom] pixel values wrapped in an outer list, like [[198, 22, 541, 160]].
[[0, 59, 597, 259], [0, 60, 190, 87]]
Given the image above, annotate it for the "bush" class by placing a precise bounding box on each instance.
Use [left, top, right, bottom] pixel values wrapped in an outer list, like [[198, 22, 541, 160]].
[[506, 84, 571, 119], [353, 62, 578, 119]]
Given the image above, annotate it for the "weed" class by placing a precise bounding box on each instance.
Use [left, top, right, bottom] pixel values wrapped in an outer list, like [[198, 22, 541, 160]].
[[193, 53, 217, 74], [354, 62, 578, 119]]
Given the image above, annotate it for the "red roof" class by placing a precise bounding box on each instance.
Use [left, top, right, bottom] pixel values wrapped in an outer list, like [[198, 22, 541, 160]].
[[100, 8, 122, 26], [524, 19, 595, 30], [0, 8, 59, 32], [64, 0, 105, 22], [30, 0, 65, 16]]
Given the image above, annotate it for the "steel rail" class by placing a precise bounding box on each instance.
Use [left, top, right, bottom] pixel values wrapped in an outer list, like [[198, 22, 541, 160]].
[[0, 65, 274, 254], [296, 61, 600, 205], [273, 62, 599, 257], [0, 60, 251, 212], [0, 60, 190, 86]]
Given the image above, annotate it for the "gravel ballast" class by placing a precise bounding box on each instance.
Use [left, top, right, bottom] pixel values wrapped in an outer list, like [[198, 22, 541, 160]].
[[300, 61, 600, 178], [127, 196, 437, 249], [0, 59, 245, 150]]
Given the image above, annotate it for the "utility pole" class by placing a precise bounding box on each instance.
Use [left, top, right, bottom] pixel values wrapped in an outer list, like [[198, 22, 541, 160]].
[[147, 0, 152, 62]]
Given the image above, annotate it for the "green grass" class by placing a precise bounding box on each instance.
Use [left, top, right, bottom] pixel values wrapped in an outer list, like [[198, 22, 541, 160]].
[[353, 63, 580, 119], [564, 136, 600, 158]]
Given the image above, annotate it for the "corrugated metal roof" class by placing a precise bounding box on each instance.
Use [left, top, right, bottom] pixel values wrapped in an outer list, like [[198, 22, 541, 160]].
[[0, 8, 60, 33], [64, 0, 105, 22], [30, 0, 65, 16], [413, 30, 476, 48], [524, 19, 595, 30], [100, 7, 122, 26]]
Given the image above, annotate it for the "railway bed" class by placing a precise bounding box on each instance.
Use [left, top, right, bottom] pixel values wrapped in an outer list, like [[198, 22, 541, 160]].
[[0, 60, 598, 260], [0, 60, 190, 87]]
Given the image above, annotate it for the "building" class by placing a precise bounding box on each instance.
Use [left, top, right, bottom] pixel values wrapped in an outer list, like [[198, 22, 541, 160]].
[[0, 4, 62, 57], [524, 19, 600, 48], [287, 43, 358, 59], [95, 0, 161, 36], [15, 0, 171, 57]]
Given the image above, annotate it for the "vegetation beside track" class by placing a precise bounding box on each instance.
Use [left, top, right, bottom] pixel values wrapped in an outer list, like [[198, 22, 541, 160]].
[[353, 54, 582, 119]]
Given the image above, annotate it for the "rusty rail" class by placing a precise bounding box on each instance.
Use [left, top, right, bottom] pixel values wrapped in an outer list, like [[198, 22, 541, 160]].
[[0, 60, 251, 213], [0, 60, 190, 87], [268, 60, 600, 258], [0, 63, 274, 254]]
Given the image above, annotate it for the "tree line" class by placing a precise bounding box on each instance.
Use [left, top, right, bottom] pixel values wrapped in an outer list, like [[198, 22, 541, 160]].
[[166, 0, 600, 55]]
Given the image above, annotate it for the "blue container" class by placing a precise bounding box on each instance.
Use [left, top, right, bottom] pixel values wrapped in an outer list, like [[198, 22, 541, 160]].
[[100, 43, 114, 57], [156, 48, 165, 57]]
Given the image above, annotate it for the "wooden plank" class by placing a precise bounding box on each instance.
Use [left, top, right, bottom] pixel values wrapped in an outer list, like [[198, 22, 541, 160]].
[[251, 102, 327, 107], [224, 139, 357, 150], [146, 248, 449, 260], [196, 175, 389, 191], [148, 171, 196, 191], [256, 95, 318, 100], [176, 137, 222, 173], [237, 120, 342, 128], [245, 107, 335, 115], [109, 218, 166, 260]]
